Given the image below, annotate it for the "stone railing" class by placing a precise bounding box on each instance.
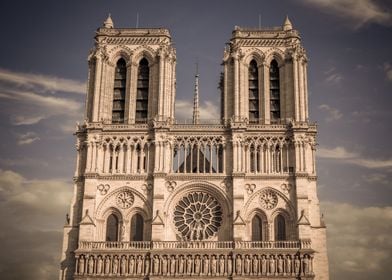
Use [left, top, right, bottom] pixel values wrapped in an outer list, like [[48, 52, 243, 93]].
[[74, 240, 314, 279]]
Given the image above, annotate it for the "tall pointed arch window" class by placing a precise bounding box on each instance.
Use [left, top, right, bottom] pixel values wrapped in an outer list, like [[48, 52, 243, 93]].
[[275, 214, 286, 241], [248, 60, 259, 122], [130, 213, 144, 241], [136, 58, 149, 123], [251, 215, 263, 241], [106, 214, 119, 241], [112, 58, 127, 123], [269, 59, 280, 122]]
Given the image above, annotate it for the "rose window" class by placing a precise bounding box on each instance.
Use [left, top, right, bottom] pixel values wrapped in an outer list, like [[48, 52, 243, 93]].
[[173, 192, 223, 240], [116, 190, 134, 209], [259, 189, 278, 210]]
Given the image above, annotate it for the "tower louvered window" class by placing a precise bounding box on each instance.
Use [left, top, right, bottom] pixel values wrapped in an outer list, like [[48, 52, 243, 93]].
[[270, 59, 280, 122], [112, 58, 127, 123], [248, 60, 259, 122], [136, 58, 149, 123]]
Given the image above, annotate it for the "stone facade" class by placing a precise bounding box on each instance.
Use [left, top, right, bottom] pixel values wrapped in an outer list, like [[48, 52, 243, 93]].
[[59, 15, 329, 280]]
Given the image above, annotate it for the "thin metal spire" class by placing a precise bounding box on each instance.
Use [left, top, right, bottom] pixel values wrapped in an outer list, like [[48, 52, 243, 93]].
[[259, 14, 261, 29], [136, 13, 139, 28], [193, 59, 200, 125]]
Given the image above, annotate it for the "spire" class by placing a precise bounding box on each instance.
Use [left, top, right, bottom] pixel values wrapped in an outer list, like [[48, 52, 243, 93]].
[[283, 15, 293, 31], [103, 13, 114, 28], [192, 61, 200, 125]]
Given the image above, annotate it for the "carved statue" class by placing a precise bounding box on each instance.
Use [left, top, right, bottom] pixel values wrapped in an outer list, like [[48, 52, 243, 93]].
[[144, 255, 150, 276], [252, 255, 259, 276], [211, 255, 217, 276], [129, 255, 135, 275], [194, 255, 201, 275], [178, 255, 185, 275], [285, 255, 292, 275], [162, 255, 168, 276], [104, 256, 110, 274], [244, 255, 251, 275], [153, 255, 160, 275], [120, 256, 126, 275], [227, 255, 233, 276], [88, 256, 94, 274], [96, 256, 103, 275], [170, 255, 176, 276], [219, 255, 225, 275], [66, 213, 70, 225], [294, 255, 300, 275], [261, 255, 267, 275], [277, 255, 284, 274], [303, 255, 310, 275], [190, 221, 205, 241], [113, 256, 119, 275], [186, 255, 193, 276], [235, 255, 242, 275], [202, 255, 209, 275], [136, 255, 143, 275], [78, 256, 85, 275], [269, 255, 275, 275]]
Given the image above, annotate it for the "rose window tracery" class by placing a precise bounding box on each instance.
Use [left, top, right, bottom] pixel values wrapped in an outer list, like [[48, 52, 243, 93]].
[[173, 192, 223, 240], [259, 189, 278, 210], [116, 190, 134, 209]]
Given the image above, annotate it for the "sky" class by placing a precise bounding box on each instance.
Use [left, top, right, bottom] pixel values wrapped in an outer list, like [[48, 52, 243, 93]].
[[0, 0, 391, 279]]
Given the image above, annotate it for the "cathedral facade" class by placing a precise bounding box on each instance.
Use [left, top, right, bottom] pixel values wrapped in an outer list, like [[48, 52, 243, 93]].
[[60, 15, 329, 280]]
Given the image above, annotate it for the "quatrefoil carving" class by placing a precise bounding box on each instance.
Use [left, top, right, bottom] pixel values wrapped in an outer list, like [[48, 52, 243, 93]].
[[97, 184, 110, 195], [165, 181, 177, 192], [244, 183, 256, 194]]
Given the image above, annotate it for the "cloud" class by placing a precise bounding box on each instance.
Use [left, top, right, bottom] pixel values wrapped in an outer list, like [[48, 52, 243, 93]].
[[175, 99, 220, 121], [302, 0, 392, 28], [322, 202, 392, 279], [383, 63, 392, 82], [10, 115, 46, 125], [363, 173, 389, 185], [318, 104, 343, 122], [324, 67, 343, 85], [17, 132, 40, 145], [318, 146, 392, 169], [0, 169, 72, 279], [0, 67, 86, 95]]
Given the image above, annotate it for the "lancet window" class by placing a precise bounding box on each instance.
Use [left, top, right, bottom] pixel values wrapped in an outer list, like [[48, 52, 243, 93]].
[[269, 59, 280, 122], [106, 214, 119, 242], [251, 215, 264, 241], [275, 214, 286, 241], [112, 58, 127, 123], [248, 60, 259, 122], [130, 214, 144, 241], [136, 58, 149, 123]]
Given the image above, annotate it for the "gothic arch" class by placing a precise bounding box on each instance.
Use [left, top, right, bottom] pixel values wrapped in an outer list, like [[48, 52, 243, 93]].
[[108, 45, 133, 66], [264, 48, 285, 67], [132, 45, 156, 65], [243, 48, 265, 66]]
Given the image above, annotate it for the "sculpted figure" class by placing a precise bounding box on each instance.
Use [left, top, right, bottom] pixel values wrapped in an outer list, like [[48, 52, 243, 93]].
[[88, 256, 94, 274], [294, 255, 300, 275], [162, 255, 168, 276], [202, 255, 209, 275], [235, 255, 242, 275], [194, 255, 201, 275], [303, 255, 310, 275], [112, 256, 119, 275], [227, 255, 233, 276], [252, 255, 258, 276], [104, 256, 111, 274], [211, 255, 217, 275], [285, 255, 292, 275], [261, 255, 267, 275], [153, 255, 160, 275], [137, 255, 143, 275], [170, 255, 176, 276], [277, 255, 284, 274], [96, 256, 103, 275], [269, 255, 276, 275], [178, 255, 185, 275], [219, 255, 225, 275], [144, 255, 150, 276], [244, 255, 251, 275], [186, 255, 193, 276], [120, 256, 126, 275], [129, 255, 135, 275], [78, 256, 85, 274]]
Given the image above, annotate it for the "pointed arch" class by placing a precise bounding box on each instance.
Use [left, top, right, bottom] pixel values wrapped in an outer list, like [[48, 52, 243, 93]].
[[106, 213, 120, 241], [269, 59, 281, 122], [135, 58, 149, 123], [275, 213, 286, 241], [130, 213, 144, 241], [248, 59, 259, 123], [112, 58, 127, 123]]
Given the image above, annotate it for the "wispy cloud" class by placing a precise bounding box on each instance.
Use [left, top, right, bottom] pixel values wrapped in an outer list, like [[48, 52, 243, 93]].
[[318, 146, 392, 169], [175, 99, 220, 120], [318, 104, 343, 122], [302, 0, 392, 28], [324, 67, 343, 85], [17, 132, 40, 146], [0, 68, 86, 95]]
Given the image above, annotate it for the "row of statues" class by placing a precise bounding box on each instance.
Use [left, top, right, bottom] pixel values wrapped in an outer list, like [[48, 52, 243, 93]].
[[76, 253, 313, 276]]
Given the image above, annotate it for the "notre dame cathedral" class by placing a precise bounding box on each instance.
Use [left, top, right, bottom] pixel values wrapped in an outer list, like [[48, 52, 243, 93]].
[[60, 15, 329, 280]]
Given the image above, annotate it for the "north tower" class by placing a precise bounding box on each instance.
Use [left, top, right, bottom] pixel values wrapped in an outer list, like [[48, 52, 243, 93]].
[[60, 15, 329, 280]]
